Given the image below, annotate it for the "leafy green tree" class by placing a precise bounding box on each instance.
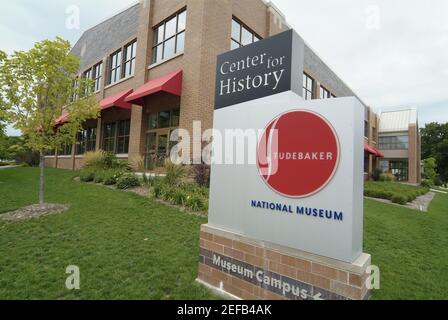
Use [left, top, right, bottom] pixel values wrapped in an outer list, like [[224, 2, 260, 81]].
[[421, 123, 448, 183], [422, 158, 437, 184], [0, 37, 99, 207], [0, 135, 22, 160]]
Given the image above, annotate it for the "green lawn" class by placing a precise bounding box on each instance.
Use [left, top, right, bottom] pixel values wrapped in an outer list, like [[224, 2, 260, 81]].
[[0, 168, 214, 300], [0, 168, 447, 300]]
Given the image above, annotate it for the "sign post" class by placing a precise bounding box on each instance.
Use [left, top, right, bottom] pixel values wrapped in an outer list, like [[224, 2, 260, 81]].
[[197, 30, 371, 300]]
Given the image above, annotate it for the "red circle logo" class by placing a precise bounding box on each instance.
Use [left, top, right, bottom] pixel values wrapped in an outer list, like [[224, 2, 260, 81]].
[[257, 110, 340, 198]]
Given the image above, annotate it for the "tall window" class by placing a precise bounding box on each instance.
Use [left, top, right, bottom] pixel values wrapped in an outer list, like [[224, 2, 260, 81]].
[[231, 18, 261, 50], [379, 136, 409, 150], [303, 73, 314, 100], [320, 86, 331, 99], [117, 120, 131, 154], [103, 123, 117, 152], [77, 128, 97, 155], [124, 41, 137, 78], [152, 10, 186, 64], [102, 120, 130, 154], [69, 78, 79, 103], [83, 68, 93, 96], [109, 50, 122, 85], [92, 62, 103, 92]]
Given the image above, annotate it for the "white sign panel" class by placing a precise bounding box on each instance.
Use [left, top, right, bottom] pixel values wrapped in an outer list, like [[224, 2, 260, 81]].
[[208, 91, 364, 263]]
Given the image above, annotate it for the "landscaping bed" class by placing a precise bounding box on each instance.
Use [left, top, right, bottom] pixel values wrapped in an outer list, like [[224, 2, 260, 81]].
[[364, 181, 429, 205]]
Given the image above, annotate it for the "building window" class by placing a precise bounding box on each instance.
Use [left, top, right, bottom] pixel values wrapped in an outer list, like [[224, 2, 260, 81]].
[[303, 73, 314, 100], [69, 78, 79, 103], [147, 109, 180, 130], [102, 120, 130, 154], [320, 86, 331, 99], [145, 109, 180, 170], [92, 62, 103, 92], [103, 123, 117, 153], [117, 120, 131, 154], [379, 136, 409, 150], [77, 127, 97, 155], [152, 10, 186, 64], [82, 68, 93, 96], [231, 18, 261, 50], [390, 160, 409, 182], [109, 50, 122, 85], [124, 41, 137, 78]]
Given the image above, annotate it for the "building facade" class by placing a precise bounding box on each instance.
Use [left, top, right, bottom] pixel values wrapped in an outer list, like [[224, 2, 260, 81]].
[[45, 0, 387, 176], [377, 109, 421, 184]]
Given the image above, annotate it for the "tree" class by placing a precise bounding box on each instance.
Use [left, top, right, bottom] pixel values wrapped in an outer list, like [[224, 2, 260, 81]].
[[0, 135, 22, 161], [422, 157, 437, 184], [0, 37, 99, 207], [421, 123, 448, 183]]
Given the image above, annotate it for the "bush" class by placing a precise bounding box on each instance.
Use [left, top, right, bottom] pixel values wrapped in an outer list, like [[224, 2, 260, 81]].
[[103, 170, 123, 186], [15, 150, 40, 167], [165, 160, 187, 186], [80, 170, 95, 183], [84, 151, 104, 168], [391, 195, 408, 205], [192, 164, 211, 187], [84, 150, 131, 171], [93, 172, 105, 184], [116, 174, 141, 190], [186, 193, 207, 212], [379, 173, 396, 182], [435, 176, 443, 187], [421, 179, 433, 188]]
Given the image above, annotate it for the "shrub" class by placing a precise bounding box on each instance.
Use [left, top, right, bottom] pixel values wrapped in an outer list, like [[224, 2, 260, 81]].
[[435, 176, 443, 187], [171, 189, 188, 206], [186, 193, 206, 212], [129, 155, 145, 172], [421, 179, 432, 188], [84, 151, 104, 168], [165, 160, 187, 186], [116, 174, 141, 190], [379, 173, 396, 182], [192, 164, 211, 188], [103, 170, 123, 186], [391, 195, 408, 205], [15, 150, 40, 167], [80, 170, 95, 183], [93, 171, 105, 184]]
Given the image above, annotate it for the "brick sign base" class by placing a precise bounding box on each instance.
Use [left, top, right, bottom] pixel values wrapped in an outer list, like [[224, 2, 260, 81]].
[[197, 225, 371, 300]]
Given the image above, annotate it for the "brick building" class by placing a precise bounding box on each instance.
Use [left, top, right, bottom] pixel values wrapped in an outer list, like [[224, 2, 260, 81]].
[[377, 109, 421, 184], [45, 0, 386, 174]]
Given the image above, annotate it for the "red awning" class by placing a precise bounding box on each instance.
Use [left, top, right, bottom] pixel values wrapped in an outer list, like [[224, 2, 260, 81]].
[[55, 113, 69, 126], [365, 143, 384, 158], [100, 89, 133, 111], [125, 69, 183, 106]]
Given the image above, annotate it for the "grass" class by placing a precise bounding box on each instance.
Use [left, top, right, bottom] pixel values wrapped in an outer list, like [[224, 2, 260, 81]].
[[0, 168, 215, 300], [0, 168, 447, 300], [365, 181, 429, 204]]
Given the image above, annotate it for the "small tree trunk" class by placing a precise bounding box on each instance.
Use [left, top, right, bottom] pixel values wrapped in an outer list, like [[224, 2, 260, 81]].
[[39, 151, 45, 208]]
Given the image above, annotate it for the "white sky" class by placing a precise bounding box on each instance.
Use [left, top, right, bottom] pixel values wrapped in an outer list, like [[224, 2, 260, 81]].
[[1, 0, 447, 135]]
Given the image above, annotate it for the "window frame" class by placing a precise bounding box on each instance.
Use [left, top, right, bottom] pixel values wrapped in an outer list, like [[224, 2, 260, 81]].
[[231, 17, 262, 50], [152, 9, 187, 65], [109, 49, 123, 85], [303, 73, 314, 100], [123, 40, 137, 78], [77, 127, 97, 155], [379, 135, 410, 150], [319, 86, 331, 99], [102, 120, 131, 155], [92, 62, 103, 92]]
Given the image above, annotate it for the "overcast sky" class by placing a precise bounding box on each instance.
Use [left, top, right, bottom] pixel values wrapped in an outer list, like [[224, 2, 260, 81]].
[[1, 0, 447, 135]]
